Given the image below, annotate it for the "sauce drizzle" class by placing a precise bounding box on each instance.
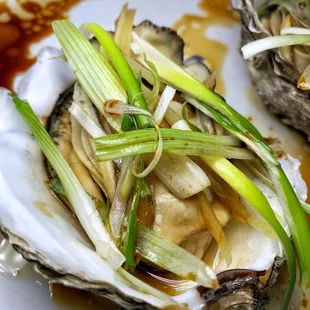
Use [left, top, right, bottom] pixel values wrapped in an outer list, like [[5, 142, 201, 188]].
[[51, 283, 120, 310], [0, 0, 80, 91], [173, 0, 239, 97]]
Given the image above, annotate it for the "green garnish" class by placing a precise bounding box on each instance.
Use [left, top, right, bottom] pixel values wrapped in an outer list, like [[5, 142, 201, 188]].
[[10, 15, 308, 308]]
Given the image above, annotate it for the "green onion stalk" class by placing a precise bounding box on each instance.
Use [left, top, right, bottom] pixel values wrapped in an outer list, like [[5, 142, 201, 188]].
[[82, 23, 155, 268], [123, 176, 142, 271], [94, 128, 241, 147], [83, 23, 153, 129], [122, 157, 152, 272], [52, 21, 126, 132], [202, 157, 296, 304], [242, 35, 310, 60], [10, 95, 126, 269], [95, 139, 254, 162], [131, 31, 310, 308]]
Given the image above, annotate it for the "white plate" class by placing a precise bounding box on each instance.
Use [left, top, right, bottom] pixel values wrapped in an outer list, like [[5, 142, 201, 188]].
[[0, 0, 308, 309]]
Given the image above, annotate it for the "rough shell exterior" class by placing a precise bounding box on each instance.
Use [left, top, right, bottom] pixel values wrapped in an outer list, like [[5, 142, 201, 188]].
[[232, 0, 310, 140], [4, 217, 283, 310]]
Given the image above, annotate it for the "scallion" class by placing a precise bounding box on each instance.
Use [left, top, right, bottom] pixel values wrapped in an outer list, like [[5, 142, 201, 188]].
[[242, 34, 310, 60], [153, 86, 176, 125], [94, 128, 241, 148], [11, 95, 125, 269], [135, 223, 219, 289], [83, 23, 153, 129], [96, 139, 255, 162], [52, 21, 126, 132], [69, 102, 105, 138]]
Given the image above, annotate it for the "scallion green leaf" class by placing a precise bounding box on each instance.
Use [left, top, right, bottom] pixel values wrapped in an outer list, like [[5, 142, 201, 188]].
[[96, 139, 255, 162], [123, 176, 142, 271], [83, 23, 153, 129], [121, 114, 135, 132], [52, 21, 126, 132], [242, 34, 310, 59], [94, 128, 241, 148], [135, 223, 219, 289]]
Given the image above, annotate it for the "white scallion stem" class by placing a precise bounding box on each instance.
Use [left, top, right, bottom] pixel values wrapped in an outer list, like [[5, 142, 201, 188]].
[[281, 27, 310, 35], [171, 119, 192, 131], [136, 223, 218, 288], [109, 156, 135, 238], [133, 124, 163, 178], [69, 102, 106, 138], [242, 35, 310, 59], [153, 86, 176, 125]]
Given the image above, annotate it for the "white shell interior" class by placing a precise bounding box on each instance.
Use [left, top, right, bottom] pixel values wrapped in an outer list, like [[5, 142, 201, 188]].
[[206, 155, 306, 273]]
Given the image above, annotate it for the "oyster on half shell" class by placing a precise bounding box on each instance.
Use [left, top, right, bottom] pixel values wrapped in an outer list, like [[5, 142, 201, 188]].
[[0, 17, 307, 310], [232, 0, 310, 140]]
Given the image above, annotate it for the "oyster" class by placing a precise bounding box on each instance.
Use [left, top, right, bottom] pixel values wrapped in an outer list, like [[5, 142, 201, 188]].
[[232, 0, 310, 139], [0, 15, 308, 310]]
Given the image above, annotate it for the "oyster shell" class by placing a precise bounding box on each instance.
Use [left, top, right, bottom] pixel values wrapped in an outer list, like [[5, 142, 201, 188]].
[[0, 21, 307, 310], [134, 20, 184, 65], [232, 0, 310, 139]]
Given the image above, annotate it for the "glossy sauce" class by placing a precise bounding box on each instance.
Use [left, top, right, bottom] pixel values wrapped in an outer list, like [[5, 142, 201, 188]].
[[133, 268, 192, 296], [0, 0, 80, 90], [134, 268, 178, 295], [52, 269, 189, 309], [173, 0, 239, 97], [51, 284, 120, 310]]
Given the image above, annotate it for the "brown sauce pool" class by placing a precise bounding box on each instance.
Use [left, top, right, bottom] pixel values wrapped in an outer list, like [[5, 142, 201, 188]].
[[50, 268, 187, 310], [51, 284, 120, 310], [173, 0, 239, 97], [0, 0, 80, 90]]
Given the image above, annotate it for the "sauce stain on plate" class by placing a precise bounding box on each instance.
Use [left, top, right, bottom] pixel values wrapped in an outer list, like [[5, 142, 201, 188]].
[[173, 0, 239, 97], [0, 0, 80, 90]]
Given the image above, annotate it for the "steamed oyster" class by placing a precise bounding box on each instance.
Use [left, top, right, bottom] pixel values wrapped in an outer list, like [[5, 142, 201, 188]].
[[0, 7, 309, 310], [232, 0, 310, 139]]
